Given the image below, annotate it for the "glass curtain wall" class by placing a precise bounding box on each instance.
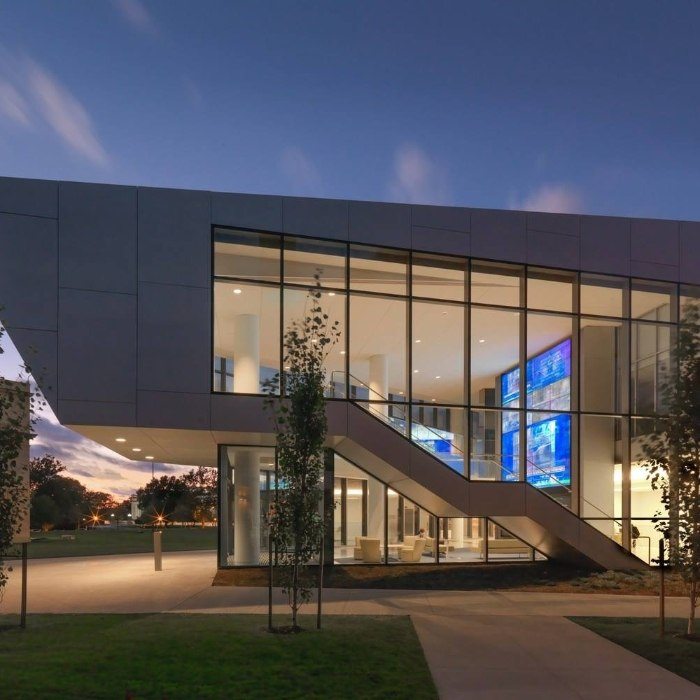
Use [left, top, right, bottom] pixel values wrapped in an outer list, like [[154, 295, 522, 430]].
[[213, 227, 690, 560]]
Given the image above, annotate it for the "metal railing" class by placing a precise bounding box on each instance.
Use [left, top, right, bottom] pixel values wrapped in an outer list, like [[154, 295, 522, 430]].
[[330, 369, 624, 530]]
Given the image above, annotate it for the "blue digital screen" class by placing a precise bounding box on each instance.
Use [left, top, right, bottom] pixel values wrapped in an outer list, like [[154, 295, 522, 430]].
[[527, 339, 571, 395], [500, 339, 571, 488], [501, 369, 520, 406], [525, 413, 570, 488]]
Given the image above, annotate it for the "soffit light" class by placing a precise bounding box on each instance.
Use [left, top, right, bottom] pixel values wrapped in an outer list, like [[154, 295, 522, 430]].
[[132, 448, 142, 453], [115, 438, 126, 443], [415, 339, 422, 343], [479, 338, 486, 343], [233, 288, 242, 295], [435, 376, 441, 379], [328, 292, 336, 296], [413, 369, 419, 373], [145, 456, 154, 460]]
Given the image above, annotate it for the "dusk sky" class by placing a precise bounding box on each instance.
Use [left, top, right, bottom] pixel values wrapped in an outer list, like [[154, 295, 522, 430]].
[[1, 1, 700, 496]]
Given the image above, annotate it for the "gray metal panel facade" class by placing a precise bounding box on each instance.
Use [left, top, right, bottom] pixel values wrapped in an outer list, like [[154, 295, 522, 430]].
[[0, 175, 697, 433]]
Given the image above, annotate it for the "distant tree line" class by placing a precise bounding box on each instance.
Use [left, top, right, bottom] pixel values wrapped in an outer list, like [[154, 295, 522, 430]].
[[135, 467, 217, 527], [29, 456, 218, 531], [29, 455, 121, 531]]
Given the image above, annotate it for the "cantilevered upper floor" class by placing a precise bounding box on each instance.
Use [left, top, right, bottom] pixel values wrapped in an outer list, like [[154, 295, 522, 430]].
[[1, 174, 699, 445]]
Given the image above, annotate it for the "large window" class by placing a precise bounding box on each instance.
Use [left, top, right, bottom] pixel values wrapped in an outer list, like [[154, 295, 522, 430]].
[[213, 226, 691, 561]]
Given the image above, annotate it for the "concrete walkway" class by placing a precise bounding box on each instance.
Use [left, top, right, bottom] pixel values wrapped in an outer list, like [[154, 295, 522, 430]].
[[2, 551, 698, 699]]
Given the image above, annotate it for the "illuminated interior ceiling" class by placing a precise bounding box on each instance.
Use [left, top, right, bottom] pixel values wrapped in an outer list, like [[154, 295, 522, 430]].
[[215, 248, 672, 404]]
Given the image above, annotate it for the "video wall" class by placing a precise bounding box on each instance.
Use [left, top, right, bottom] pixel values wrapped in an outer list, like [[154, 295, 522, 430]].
[[500, 339, 571, 488]]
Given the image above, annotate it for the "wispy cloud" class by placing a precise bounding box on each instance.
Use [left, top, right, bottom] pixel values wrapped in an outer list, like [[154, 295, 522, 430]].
[[0, 78, 31, 127], [0, 47, 109, 166], [280, 146, 322, 196], [25, 60, 109, 166], [31, 414, 186, 498], [387, 144, 451, 205], [510, 183, 583, 214], [112, 0, 156, 34]]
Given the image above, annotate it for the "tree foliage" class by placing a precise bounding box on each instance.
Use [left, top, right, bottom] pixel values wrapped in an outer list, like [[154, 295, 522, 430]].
[[264, 276, 340, 631], [135, 468, 216, 526], [29, 454, 65, 493], [642, 301, 700, 636], [0, 325, 41, 598], [28, 455, 118, 530]]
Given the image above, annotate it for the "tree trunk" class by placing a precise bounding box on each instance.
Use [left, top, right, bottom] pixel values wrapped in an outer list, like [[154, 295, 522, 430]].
[[292, 558, 299, 629], [688, 579, 696, 637]]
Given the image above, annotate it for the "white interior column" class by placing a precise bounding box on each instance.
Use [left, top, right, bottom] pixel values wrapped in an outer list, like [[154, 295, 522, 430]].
[[367, 481, 384, 540], [232, 449, 261, 565], [233, 314, 260, 393], [449, 518, 464, 548], [369, 353, 389, 418]]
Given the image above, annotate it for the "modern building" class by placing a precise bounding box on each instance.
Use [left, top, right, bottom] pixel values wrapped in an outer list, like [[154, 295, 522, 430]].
[[1, 175, 698, 570]]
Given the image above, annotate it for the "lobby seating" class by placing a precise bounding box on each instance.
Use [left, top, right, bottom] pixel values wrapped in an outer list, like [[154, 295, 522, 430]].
[[359, 537, 382, 563], [480, 538, 531, 558], [400, 537, 426, 562], [354, 536, 382, 562], [405, 534, 448, 557]]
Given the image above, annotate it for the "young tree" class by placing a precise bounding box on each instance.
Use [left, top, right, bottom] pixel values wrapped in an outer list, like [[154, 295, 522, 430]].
[[0, 325, 42, 599], [642, 301, 700, 636], [264, 277, 340, 631]]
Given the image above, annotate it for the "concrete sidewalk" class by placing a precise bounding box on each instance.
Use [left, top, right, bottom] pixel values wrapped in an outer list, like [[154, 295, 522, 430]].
[[2, 552, 698, 699]]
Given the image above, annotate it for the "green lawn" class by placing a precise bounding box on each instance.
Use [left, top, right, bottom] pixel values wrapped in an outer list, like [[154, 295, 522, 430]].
[[0, 613, 437, 699], [8, 527, 216, 559], [571, 617, 700, 686]]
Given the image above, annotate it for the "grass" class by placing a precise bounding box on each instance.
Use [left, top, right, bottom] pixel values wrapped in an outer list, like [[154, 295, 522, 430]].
[[6, 527, 216, 559], [571, 617, 700, 686], [0, 613, 436, 700]]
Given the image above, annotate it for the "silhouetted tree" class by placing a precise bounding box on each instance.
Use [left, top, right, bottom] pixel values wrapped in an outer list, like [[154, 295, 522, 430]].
[[136, 475, 188, 525], [29, 454, 66, 493], [181, 466, 217, 526]]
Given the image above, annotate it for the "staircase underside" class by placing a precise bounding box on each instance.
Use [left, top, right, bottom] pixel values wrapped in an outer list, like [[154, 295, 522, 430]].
[[327, 401, 645, 571]]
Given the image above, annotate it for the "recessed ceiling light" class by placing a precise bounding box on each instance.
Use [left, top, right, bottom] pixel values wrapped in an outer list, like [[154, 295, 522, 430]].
[[284, 366, 291, 370], [145, 455, 154, 460], [399, 391, 404, 395], [311, 338, 317, 343], [415, 339, 422, 343], [413, 369, 419, 373], [328, 292, 336, 296], [479, 338, 486, 343], [431, 398, 436, 402], [442, 311, 447, 315], [435, 376, 441, 379], [233, 288, 242, 295], [132, 448, 142, 453], [115, 438, 126, 443], [340, 350, 346, 355]]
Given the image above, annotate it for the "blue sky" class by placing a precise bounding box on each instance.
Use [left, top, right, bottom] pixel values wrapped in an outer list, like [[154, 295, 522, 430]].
[[2, 1, 700, 217], [1, 1, 700, 495]]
